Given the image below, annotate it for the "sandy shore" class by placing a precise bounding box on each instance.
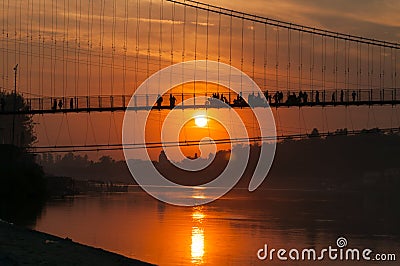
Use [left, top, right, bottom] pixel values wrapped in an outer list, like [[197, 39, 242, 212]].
[[0, 220, 155, 266]]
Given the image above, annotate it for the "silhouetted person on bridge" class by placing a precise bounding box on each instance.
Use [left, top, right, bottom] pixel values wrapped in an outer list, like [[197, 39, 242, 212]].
[[331, 92, 336, 103], [340, 90, 344, 102], [52, 99, 57, 111], [273, 92, 278, 104], [233, 94, 245, 107], [58, 100, 64, 110], [248, 92, 255, 106], [169, 94, 176, 109], [286, 92, 298, 105], [0, 97, 5, 112], [315, 91, 320, 103], [299, 91, 304, 103], [58, 99, 63, 110], [279, 91, 284, 103], [298, 91, 308, 103], [248, 92, 264, 107], [156, 94, 163, 110], [352, 90, 356, 102], [70, 98, 74, 109], [256, 92, 263, 105], [221, 93, 228, 104], [264, 91, 273, 104]]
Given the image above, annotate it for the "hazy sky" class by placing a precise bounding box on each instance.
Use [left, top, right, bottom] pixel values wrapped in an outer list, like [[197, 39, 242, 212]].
[[212, 0, 400, 42], [2, 0, 400, 95], [1, 0, 400, 160]]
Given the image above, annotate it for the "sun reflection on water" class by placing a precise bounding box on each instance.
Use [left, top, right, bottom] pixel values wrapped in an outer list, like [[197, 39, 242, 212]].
[[191, 227, 205, 264], [192, 211, 205, 220], [192, 188, 206, 200], [191, 207, 206, 264]]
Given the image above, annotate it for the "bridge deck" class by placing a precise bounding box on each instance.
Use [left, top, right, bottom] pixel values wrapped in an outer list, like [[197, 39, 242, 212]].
[[1, 101, 400, 115], [1, 88, 399, 115]]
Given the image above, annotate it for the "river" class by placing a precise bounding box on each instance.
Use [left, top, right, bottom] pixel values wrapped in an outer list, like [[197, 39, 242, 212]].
[[33, 188, 399, 265]]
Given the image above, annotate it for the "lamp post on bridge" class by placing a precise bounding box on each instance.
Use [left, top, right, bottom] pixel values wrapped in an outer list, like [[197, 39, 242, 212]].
[[12, 64, 18, 146]]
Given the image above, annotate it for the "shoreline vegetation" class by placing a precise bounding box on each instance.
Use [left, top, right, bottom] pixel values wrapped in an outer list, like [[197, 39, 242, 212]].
[[39, 128, 400, 193], [0, 220, 154, 266], [0, 145, 48, 227]]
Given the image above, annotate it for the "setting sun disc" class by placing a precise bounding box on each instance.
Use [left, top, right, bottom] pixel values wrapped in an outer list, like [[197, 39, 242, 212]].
[[194, 115, 208, 127]]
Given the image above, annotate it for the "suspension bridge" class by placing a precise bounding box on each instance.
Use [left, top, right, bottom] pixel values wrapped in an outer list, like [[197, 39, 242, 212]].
[[0, 88, 400, 115], [1, 0, 400, 153]]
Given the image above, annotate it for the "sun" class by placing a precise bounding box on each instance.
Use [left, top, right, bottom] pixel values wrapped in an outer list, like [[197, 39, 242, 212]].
[[194, 115, 208, 127]]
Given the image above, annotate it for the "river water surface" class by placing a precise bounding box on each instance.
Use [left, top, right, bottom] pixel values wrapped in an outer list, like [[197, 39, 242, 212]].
[[34, 188, 399, 265]]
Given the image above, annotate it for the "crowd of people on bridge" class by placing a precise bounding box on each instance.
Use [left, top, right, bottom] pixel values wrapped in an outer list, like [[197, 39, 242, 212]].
[[205, 89, 359, 107], [0, 88, 367, 113], [51, 98, 75, 111], [156, 94, 177, 110], [263, 89, 359, 105], [207, 92, 230, 107], [211, 92, 229, 104]]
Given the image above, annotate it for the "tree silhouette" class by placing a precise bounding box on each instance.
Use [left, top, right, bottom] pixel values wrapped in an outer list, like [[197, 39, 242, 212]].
[[0, 92, 45, 225], [0, 92, 36, 147]]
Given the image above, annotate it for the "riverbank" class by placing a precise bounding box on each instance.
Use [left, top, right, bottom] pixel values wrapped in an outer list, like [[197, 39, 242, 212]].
[[0, 220, 154, 266]]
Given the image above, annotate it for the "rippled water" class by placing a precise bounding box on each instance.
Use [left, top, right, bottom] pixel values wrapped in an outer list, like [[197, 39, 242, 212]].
[[34, 188, 399, 265]]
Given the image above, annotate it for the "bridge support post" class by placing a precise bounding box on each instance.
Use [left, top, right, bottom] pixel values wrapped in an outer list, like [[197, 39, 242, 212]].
[[335, 89, 337, 103], [311, 90, 313, 103], [392, 89, 394, 103], [369, 89, 372, 102]]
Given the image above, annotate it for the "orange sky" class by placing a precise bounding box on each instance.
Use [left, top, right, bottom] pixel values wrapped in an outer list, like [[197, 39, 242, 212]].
[[1, 0, 400, 160], [2, 0, 400, 96]]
